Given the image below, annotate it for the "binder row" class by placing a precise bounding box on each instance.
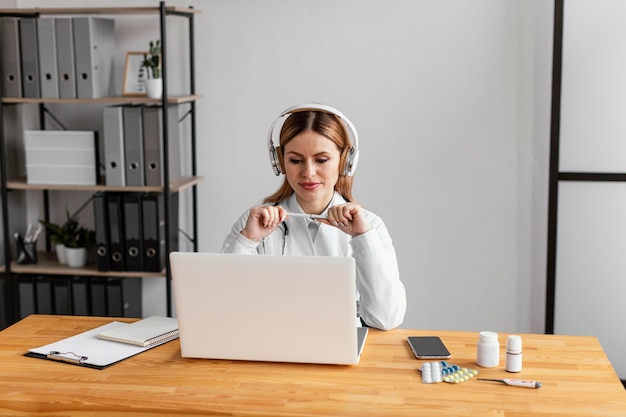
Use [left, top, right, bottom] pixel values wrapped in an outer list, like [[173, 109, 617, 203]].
[[18, 276, 141, 318], [0, 16, 115, 99], [103, 104, 183, 187], [93, 192, 179, 273]]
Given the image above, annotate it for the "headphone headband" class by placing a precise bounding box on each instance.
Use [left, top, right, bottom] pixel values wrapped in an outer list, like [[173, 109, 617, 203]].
[[267, 103, 360, 176]]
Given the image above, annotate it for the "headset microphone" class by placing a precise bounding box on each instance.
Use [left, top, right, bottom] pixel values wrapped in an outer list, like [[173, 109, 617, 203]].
[[267, 103, 360, 177]]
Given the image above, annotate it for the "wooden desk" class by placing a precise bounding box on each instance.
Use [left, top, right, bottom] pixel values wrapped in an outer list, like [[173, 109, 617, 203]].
[[0, 315, 625, 416]]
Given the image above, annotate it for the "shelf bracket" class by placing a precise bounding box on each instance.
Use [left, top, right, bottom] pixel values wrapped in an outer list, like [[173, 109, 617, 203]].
[[41, 106, 69, 131]]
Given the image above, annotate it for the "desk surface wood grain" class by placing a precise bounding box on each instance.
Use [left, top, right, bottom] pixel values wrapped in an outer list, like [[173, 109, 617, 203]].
[[0, 315, 625, 416]]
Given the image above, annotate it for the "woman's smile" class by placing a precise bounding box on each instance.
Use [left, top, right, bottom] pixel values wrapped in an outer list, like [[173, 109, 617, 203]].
[[299, 181, 321, 190]]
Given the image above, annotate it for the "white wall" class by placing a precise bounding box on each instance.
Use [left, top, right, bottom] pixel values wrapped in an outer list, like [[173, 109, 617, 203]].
[[198, 0, 552, 333], [6, 0, 553, 334]]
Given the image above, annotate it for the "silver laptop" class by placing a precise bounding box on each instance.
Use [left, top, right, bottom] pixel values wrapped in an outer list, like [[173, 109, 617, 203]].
[[170, 252, 368, 365]]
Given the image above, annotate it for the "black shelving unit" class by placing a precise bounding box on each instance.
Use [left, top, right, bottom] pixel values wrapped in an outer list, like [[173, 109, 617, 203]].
[[0, 2, 201, 327]]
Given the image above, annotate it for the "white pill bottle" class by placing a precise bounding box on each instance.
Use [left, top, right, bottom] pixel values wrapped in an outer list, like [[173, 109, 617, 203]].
[[476, 331, 500, 368], [505, 335, 523, 372]]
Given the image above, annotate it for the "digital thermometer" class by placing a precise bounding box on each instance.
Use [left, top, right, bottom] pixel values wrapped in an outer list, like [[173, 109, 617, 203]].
[[477, 378, 542, 388]]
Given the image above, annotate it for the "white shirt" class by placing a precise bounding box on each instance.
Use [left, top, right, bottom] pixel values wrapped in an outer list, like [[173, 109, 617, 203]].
[[221, 192, 406, 330]]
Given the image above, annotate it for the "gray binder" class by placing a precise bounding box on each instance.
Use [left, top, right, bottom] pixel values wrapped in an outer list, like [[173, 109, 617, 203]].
[[123, 105, 144, 186], [142, 106, 162, 186], [55, 18, 76, 98], [19, 18, 40, 98], [0, 17, 22, 97], [142, 105, 183, 187], [103, 105, 126, 186], [72, 17, 115, 99], [166, 104, 184, 181], [37, 18, 59, 99]]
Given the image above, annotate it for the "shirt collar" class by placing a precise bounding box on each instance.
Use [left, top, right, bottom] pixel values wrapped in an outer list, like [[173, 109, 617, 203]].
[[284, 192, 344, 218]]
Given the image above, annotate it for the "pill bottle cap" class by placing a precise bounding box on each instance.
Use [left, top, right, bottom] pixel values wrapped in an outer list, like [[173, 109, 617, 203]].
[[479, 331, 498, 342], [506, 335, 522, 352]]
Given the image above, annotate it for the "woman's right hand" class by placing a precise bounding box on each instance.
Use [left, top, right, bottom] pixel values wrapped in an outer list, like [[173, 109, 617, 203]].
[[240, 205, 287, 242]]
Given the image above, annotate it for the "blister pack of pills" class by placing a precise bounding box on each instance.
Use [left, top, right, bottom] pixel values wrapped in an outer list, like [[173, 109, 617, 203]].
[[442, 366, 479, 384], [420, 361, 479, 384], [420, 361, 444, 383]]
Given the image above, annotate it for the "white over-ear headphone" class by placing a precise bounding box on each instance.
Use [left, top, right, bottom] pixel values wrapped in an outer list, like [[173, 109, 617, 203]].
[[267, 103, 360, 177]]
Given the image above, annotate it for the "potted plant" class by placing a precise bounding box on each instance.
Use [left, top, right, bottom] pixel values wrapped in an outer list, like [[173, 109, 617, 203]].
[[63, 220, 95, 268], [39, 203, 96, 268], [142, 39, 162, 99]]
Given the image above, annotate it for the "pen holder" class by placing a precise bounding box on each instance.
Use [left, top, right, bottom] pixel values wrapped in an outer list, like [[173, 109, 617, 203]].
[[16, 237, 37, 265]]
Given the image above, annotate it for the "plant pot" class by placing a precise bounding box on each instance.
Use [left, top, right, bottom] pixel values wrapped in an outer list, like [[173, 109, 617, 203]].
[[145, 78, 163, 99], [55, 244, 67, 265], [65, 247, 88, 268]]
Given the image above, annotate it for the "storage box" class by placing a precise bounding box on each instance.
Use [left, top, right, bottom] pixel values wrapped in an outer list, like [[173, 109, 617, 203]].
[[24, 130, 98, 185]]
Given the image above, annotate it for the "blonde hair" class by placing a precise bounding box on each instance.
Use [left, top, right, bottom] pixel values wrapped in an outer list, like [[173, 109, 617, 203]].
[[263, 110, 354, 204]]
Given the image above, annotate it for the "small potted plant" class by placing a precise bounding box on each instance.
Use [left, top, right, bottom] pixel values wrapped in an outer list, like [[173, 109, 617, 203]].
[[38, 217, 70, 265], [62, 220, 95, 268], [39, 204, 95, 268], [142, 39, 162, 99]]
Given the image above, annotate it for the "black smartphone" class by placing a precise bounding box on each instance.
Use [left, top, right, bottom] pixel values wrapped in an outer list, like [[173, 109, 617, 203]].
[[407, 336, 451, 359]]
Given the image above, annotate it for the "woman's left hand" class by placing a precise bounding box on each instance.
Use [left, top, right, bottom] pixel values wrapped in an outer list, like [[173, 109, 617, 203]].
[[318, 203, 371, 237]]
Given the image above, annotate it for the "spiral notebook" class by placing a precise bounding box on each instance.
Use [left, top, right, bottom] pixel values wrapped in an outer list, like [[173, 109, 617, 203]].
[[97, 316, 179, 347]]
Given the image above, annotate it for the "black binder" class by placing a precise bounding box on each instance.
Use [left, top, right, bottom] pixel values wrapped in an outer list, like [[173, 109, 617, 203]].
[[35, 276, 53, 314], [106, 278, 123, 316], [71, 276, 89, 316], [106, 193, 125, 271], [18, 276, 35, 319], [89, 277, 107, 316], [93, 192, 110, 271], [122, 193, 143, 271], [141, 193, 163, 272], [52, 277, 71, 315]]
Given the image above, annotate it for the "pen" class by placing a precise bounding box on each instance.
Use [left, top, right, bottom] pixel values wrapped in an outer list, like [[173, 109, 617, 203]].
[[31, 225, 42, 243], [477, 378, 542, 388], [286, 212, 327, 220], [24, 223, 33, 243]]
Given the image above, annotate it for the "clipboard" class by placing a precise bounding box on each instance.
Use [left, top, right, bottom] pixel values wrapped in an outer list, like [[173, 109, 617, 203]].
[[25, 321, 172, 370]]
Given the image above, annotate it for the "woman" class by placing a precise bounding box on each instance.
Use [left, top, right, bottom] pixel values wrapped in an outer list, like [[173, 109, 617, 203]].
[[221, 104, 406, 330]]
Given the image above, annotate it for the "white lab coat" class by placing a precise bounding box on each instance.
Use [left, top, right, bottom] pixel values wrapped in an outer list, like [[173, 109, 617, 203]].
[[221, 192, 406, 330]]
